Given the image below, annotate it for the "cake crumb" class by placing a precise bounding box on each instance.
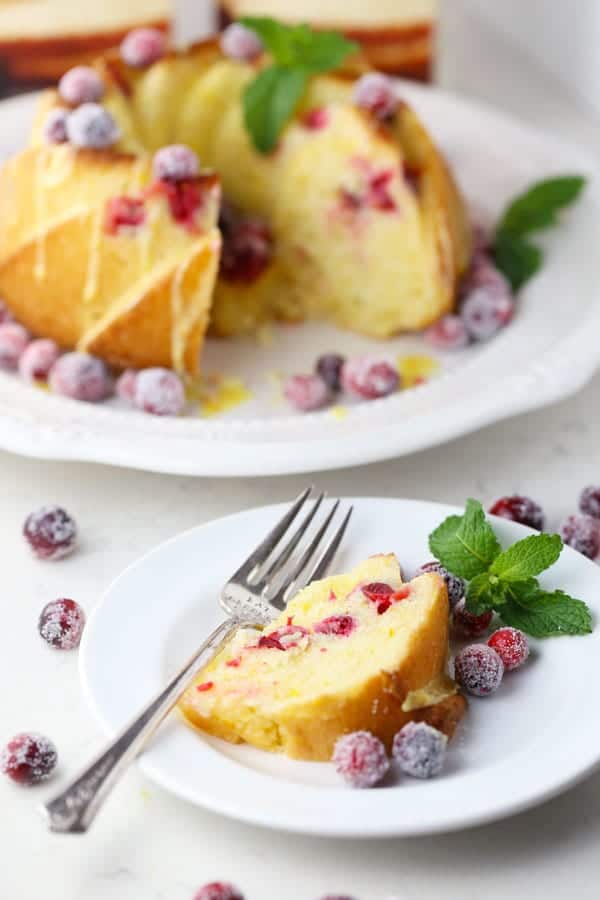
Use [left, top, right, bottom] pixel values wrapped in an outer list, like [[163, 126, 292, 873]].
[[330, 405, 348, 420]]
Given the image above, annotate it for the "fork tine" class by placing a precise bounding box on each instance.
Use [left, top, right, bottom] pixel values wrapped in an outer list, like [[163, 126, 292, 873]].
[[232, 487, 312, 581], [265, 500, 341, 609], [306, 505, 353, 583], [253, 492, 325, 586]]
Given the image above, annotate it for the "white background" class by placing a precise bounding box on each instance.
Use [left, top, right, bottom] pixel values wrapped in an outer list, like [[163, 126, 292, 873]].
[[3, 3, 600, 899]]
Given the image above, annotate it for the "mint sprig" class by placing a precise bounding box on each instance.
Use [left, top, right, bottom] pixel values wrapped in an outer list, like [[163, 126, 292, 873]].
[[239, 17, 359, 153], [492, 175, 586, 291], [429, 499, 593, 638]]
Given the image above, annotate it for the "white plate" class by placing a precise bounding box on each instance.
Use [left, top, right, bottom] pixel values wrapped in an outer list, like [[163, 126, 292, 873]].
[[80, 497, 600, 837], [0, 89, 599, 476]]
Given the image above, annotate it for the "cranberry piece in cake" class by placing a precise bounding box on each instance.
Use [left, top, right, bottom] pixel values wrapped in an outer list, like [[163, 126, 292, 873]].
[[43, 109, 69, 144], [1, 733, 57, 785], [579, 486, 600, 519], [23, 505, 77, 561], [559, 514, 600, 560], [18, 339, 60, 382], [451, 598, 493, 640], [194, 883, 244, 900], [315, 353, 345, 392], [284, 374, 331, 412], [314, 615, 356, 637], [454, 644, 504, 697], [417, 562, 465, 609], [489, 495, 545, 531], [220, 217, 273, 283], [333, 731, 390, 788], [257, 625, 310, 651], [49, 352, 113, 402], [392, 721, 447, 779], [0, 323, 30, 370], [341, 357, 399, 400], [134, 368, 185, 417], [353, 72, 398, 119], [153, 145, 200, 182], [38, 598, 85, 650], [66, 103, 120, 149], [488, 627, 529, 671], [424, 315, 470, 351], [220, 22, 263, 62], [104, 196, 146, 235], [120, 28, 167, 68], [303, 107, 330, 130], [58, 66, 104, 106]]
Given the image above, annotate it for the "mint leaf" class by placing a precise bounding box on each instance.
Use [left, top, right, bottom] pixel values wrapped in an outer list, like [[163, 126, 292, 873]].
[[241, 17, 358, 71], [243, 66, 307, 153], [502, 583, 592, 637], [492, 230, 543, 291], [490, 533, 562, 582], [466, 572, 503, 615], [239, 17, 297, 63], [498, 175, 586, 237], [429, 499, 501, 580], [290, 28, 359, 73]]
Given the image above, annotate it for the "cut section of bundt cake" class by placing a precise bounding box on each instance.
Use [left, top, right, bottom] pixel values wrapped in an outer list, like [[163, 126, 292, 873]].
[[179, 555, 466, 761]]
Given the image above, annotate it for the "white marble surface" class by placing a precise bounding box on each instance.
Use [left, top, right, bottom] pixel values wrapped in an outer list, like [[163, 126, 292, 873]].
[[3, 6, 600, 900]]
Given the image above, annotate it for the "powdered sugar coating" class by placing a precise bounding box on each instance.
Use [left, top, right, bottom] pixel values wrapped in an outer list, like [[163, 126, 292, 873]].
[[417, 561, 465, 609], [341, 357, 399, 400], [559, 514, 600, 559], [0, 322, 30, 370], [333, 731, 390, 788], [392, 721, 448, 778], [454, 644, 504, 697], [66, 103, 120, 149], [120, 27, 166, 68], [58, 66, 104, 105], [220, 23, 263, 62], [353, 72, 398, 119], [452, 598, 493, 639], [43, 108, 69, 144], [18, 339, 60, 382], [461, 287, 515, 341], [134, 367, 185, 416], [284, 374, 331, 412], [461, 256, 511, 299], [424, 315, 470, 351], [49, 352, 113, 402], [194, 883, 244, 900], [1, 732, 58, 785], [23, 505, 77, 561], [488, 627, 529, 671], [579, 486, 600, 519], [116, 369, 138, 404], [38, 598, 85, 650], [153, 145, 200, 182]]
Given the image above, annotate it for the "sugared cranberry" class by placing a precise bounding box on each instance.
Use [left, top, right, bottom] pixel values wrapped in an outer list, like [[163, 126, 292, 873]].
[[116, 369, 137, 404], [58, 66, 104, 106], [0, 299, 14, 324], [489, 495, 545, 531], [452, 598, 493, 639], [49, 352, 113, 402], [284, 374, 331, 412], [488, 627, 529, 671], [120, 27, 166, 68], [1, 733, 57, 785], [303, 107, 329, 130], [559, 514, 600, 560], [38, 598, 85, 650], [461, 257, 511, 299], [23, 505, 77, 561], [424, 315, 470, 351], [417, 561, 465, 609], [220, 217, 272, 283], [392, 721, 447, 779], [353, 72, 398, 119], [341, 357, 399, 400], [0, 323, 30, 370], [18, 339, 60, 382], [104, 196, 146, 234], [134, 368, 185, 417], [66, 103, 120, 149], [257, 625, 309, 651], [454, 644, 504, 697], [153, 145, 200, 182], [579, 486, 600, 519], [220, 23, 263, 62], [315, 353, 345, 392], [43, 108, 69, 144], [314, 615, 356, 637], [194, 882, 244, 900], [461, 287, 514, 341], [333, 731, 389, 788]]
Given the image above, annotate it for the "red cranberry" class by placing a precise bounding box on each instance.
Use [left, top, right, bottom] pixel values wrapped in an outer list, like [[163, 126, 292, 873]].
[[452, 598, 493, 639], [303, 107, 330, 130], [1, 733, 57, 785], [461, 287, 514, 341], [454, 644, 504, 697], [153, 145, 199, 182], [134, 368, 185, 416], [488, 627, 529, 671], [353, 72, 398, 119], [0, 323, 30, 370], [314, 615, 356, 637], [120, 27, 166, 68], [194, 883, 244, 900], [104, 196, 146, 234], [341, 357, 399, 400], [424, 315, 470, 351], [559, 514, 600, 560], [49, 352, 113, 402], [489, 495, 545, 531], [115, 369, 137, 404], [220, 22, 263, 61], [361, 581, 394, 614], [392, 721, 447, 779], [58, 66, 104, 105], [417, 561, 465, 609], [333, 731, 390, 788], [18, 339, 60, 382], [38, 599, 85, 650], [43, 108, 69, 144], [461, 257, 511, 299], [23, 505, 77, 561], [315, 353, 345, 392], [66, 103, 120, 149], [284, 374, 331, 412], [367, 170, 397, 212], [580, 486, 600, 519], [220, 217, 272, 283], [257, 625, 310, 651]]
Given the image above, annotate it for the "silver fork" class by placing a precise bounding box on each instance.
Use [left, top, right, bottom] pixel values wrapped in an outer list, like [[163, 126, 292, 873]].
[[42, 489, 352, 834]]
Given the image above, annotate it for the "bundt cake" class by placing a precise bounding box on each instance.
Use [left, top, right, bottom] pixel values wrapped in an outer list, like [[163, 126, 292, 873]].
[[0, 21, 471, 375], [179, 554, 466, 761]]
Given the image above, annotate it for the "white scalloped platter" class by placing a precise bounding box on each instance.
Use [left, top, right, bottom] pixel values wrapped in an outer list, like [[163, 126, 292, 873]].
[[0, 86, 598, 476]]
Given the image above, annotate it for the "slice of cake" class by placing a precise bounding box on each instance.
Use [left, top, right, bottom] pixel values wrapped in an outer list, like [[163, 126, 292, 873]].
[[179, 554, 466, 761]]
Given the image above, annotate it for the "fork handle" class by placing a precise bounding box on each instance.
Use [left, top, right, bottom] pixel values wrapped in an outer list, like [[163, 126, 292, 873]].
[[43, 617, 246, 834]]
